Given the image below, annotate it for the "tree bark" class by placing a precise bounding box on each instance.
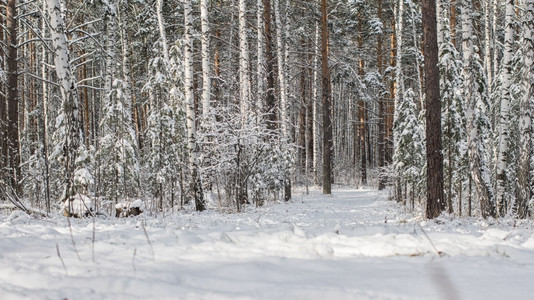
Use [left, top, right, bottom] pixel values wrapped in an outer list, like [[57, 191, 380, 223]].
[[6, 0, 21, 194], [184, 0, 205, 211], [423, 0, 445, 219], [357, 14, 367, 186], [263, 0, 277, 131], [201, 0, 211, 118], [515, 0, 534, 218], [377, 0, 386, 191], [0, 13, 5, 185], [274, 0, 287, 135], [321, 0, 332, 194], [462, 0, 496, 218], [239, 0, 250, 117], [495, 0, 515, 217], [46, 0, 83, 202]]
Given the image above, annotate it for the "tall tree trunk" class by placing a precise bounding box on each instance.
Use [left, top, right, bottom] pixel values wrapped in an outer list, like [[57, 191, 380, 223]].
[[119, 2, 133, 121], [451, 0, 457, 47], [0, 14, 5, 186], [423, 0, 445, 219], [386, 19, 396, 165], [238, 0, 250, 204], [274, 0, 291, 201], [321, 0, 332, 194], [358, 13, 367, 186], [515, 0, 534, 218], [495, 0, 515, 217], [312, 22, 320, 185], [274, 0, 287, 136], [46, 0, 83, 202], [40, 4, 51, 212], [484, 0, 493, 87], [201, 0, 211, 118], [6, 0, 21, 194], [257, 0, 265, 111], [239, 0, 250, 117], [394, 0, 405, 203], [156, 0, 170, 63], [377, 0, 386, 190], [263, 0, 277, 131], [184, 0, 205, 211]]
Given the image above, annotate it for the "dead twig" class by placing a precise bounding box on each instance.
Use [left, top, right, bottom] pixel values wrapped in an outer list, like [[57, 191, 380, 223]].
[[141, 221, 155, 261], [56, 243, 68, 276]]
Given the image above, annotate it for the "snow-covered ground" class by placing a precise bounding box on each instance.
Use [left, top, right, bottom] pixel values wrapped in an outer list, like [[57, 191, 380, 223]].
[[1, 188, 533, 300]]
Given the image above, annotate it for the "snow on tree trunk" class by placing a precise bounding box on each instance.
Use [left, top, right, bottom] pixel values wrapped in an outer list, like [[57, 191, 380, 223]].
[[104, 2, 117, 106], [46, 0, 83, 202], [201, 0, 211, 118], [119, 2, 133, 117], [312, 22, 320, 185], [41, 1, 52, 212], [377, 0, 386, 191], [495, 0, 515, 217], [184, 0, 205, 211], [393, 0, 405, 202], [257, 0, 265, 111], [484, 0, 493, 88], [461, 0, 496, 218], [321, 0, 333, 195], [263, 0, 277, 131], [274, 0, 288, 137], [515, 0, 534, 219], [156, 0, 170, 63], [410, 3, 424, 110], [239, 0, 250, 117]]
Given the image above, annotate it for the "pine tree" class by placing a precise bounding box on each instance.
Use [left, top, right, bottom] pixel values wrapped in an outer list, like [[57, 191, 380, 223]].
[[439, 0, 468, 215], [393, 88, 426, 206], [461, 0, 496, 218]]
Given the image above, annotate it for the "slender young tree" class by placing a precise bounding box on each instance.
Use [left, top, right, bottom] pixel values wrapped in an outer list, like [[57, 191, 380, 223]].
[[423, 0, 445, 218], [377, 0, 386, 191], [321, 0, 333, 194]]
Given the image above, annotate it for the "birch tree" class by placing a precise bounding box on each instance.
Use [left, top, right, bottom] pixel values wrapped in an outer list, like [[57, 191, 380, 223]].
[[495, 0, 515, 217], [239, 0, 250, 116], [184, 0, 206, 211], [201, 0, 211, 118], [46, 0, 85, 203]]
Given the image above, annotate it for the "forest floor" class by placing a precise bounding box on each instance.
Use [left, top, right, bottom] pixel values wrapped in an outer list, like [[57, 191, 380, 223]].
[[1, 187, 533, 299]]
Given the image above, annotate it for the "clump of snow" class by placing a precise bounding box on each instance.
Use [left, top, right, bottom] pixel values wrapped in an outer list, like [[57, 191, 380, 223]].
[[6, 210, 30, 224], [115, 200, 144, 217], [63, 194, 93, 218]]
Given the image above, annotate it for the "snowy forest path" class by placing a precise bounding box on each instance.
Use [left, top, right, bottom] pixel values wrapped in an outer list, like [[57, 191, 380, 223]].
[[1, 187, 534, 299]]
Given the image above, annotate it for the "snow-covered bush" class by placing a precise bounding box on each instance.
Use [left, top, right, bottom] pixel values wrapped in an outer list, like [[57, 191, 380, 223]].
[[63, 194, 93, 218]]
